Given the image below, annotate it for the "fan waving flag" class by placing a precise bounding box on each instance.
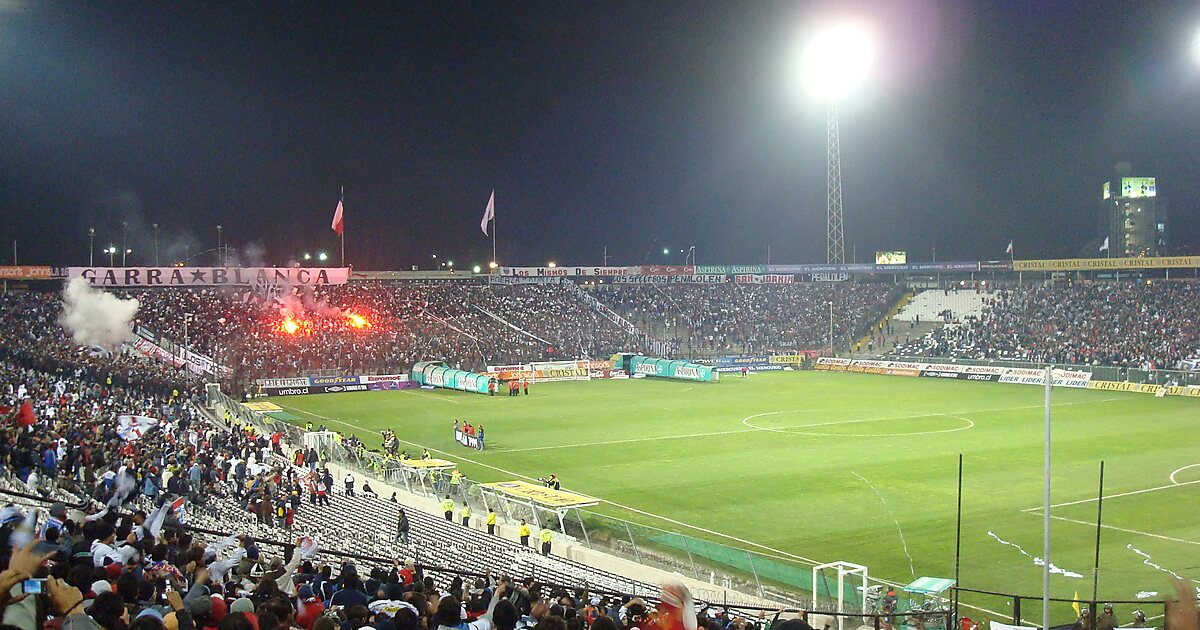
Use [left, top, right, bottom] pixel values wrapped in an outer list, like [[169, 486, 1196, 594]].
[[331, 198, 345, 235], [481, 190, 495, 235]]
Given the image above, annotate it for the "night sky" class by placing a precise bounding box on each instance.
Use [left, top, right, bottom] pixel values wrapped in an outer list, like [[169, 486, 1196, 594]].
[[2, 1, 1199, 270]]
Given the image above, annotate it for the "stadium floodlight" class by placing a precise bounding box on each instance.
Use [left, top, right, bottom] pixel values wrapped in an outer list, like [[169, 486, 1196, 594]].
[[548, 261, 557, 268], [1192, 27, 1200, 66], [798, 22, 874, 100], [488, 261, 498, 269], [472, 265, 481, 273], [447, 260, 454, 267], [303, 253, 312, 261], [793, 21, 874, 265], [662, 248, 669, 255], [317, 252, 328, 261]]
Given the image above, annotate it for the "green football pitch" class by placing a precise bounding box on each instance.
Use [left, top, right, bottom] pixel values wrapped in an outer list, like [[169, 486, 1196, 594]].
[[269, 371, 1200, 620]]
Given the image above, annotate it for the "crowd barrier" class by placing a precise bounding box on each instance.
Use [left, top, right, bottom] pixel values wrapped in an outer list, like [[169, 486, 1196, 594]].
[[851, 354, 1200, 393]]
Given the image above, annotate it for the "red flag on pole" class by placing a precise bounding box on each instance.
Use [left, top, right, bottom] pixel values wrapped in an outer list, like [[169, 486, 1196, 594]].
[[331, 199, 345, 235]]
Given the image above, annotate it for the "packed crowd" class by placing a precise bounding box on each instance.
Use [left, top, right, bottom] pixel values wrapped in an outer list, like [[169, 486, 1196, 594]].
[[0, 339, 795, 630], [593, 284, 899, 355], [117, 282, 644, 390], [889, 281, 1200, 369]]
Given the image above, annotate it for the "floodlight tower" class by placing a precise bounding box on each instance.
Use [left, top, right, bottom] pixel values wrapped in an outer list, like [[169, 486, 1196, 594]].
[[800, 23, 873, 264]]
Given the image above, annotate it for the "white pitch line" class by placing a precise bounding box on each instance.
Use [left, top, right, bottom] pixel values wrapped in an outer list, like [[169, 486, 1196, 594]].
[[1022, 479, 1200, 512], [506, 397, 1124, 453], [1040, 513, 1200, 547], [274, 402, 828, 565], [1169, 463, 1200, 485]]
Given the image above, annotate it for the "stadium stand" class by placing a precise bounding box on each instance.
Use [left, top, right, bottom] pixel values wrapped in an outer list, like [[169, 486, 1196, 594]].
[[889, 281, 1200, 370]]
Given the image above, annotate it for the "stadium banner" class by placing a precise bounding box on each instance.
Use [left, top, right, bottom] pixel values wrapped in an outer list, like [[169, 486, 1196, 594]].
[[920, 368, 1000, 382], [715, 365, 784, 372], [714, 356, 771, 367], [805, 273, 849, 282], [695, 264, 768, 274], [1179, 358, 1200, 371], [769, 353, 822, 365], [454, 429, 484, 451], [486, 275, 564, 285], [367, 380, 417, 390], [128, 325, 231, 377], [500, 266, 640, 277], [308, 375, 361, 387], [1013, 256, 1200, 272], [0, 265, 55, 280], [998, 367, 1092, 388], [814, 357, 852, 371], [311, 383, 368, 394], [530, 360, 590, 381], [640, 265, 696, 275], [68, 266, 350, 287], [612, 274, 729, 284], [479, 481, 598, 508], [261, 385, 314, 396], [768, 262, 983, 273], [1084, 380, 1200, 397], [733, 274, 795, 284], [629, 356, 718, 382], [359, 373, 409, 383], [256, 377, 310, 388]]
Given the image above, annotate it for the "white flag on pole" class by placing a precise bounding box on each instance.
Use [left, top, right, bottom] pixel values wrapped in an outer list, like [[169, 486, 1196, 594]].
[[1005, 240, 1013, 255], [1099, 236, 1109, 252], [480, 190, 495, 235]]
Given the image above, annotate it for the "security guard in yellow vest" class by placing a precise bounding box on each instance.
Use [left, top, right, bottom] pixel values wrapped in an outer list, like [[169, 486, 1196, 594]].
[[461, 501, 471, 526], [305, 420, 313, 432], [540, 527, 553, 556], [441, 495, 454, 521], [518, 519, 531, 546], [449, 469, 463, 495], [486, 510, 497, 535]]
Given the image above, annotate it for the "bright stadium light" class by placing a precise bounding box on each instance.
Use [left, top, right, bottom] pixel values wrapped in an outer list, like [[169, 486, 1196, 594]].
[[472, 265, 481, 273], [797, 22, 874, 100], [662, 248, 669, 255], [790, 20, 875, 265], [303, 253, 312, 261], [447, 260, 454, 267], [548, 261, 557, 268], [317, 251, 328, 261], [488, 261, 498, 269]]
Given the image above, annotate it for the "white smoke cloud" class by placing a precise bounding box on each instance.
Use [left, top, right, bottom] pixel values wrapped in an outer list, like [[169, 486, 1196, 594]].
[[58, 278, 140, 350]]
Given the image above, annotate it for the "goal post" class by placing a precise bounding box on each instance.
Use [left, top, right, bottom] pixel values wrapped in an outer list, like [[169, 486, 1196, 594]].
[[812, 561, 869, 630]]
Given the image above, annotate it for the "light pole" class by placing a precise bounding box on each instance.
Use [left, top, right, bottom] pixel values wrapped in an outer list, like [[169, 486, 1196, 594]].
[[106, 246, 116, 267], [152, 223, 159, 266], [88, 228, 95, 266], [121, 221, 128, 266], [797, 23, 874, 265], [216, 225, 223, 266]]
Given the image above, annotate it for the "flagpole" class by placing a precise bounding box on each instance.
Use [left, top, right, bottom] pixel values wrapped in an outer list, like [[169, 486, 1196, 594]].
[[340, 186, 346, 268], [492, 199, 497, 265]]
